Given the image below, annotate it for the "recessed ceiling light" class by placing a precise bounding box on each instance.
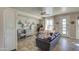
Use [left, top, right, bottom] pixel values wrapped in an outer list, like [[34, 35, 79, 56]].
[[62, 7, 67, 11]]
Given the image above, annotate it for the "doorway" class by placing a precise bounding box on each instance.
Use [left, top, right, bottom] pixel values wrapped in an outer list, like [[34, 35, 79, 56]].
[[59, 16, 70, 37]]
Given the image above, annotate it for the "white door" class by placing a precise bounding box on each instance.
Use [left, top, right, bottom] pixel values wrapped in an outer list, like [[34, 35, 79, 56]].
[[59, 16, 70, 37], [3, 8, 16, 50], [76, 17, 79, 39]]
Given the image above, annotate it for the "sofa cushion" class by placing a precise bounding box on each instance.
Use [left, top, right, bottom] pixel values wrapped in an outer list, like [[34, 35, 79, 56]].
[[47, 34, 56, 42], [51, 35, 56, 41], [54, 32, 60, 37], [48, 37, 52, 42]]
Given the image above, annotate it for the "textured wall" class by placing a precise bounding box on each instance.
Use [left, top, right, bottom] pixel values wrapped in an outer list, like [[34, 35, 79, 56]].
[[54, 13, 79, 39]]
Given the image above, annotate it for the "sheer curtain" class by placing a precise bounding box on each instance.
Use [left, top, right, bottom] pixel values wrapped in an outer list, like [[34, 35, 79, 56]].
[[45, 18, 53, 31]]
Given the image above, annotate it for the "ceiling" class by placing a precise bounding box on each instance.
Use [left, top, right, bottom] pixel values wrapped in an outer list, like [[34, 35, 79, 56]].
[[13, 7, 79, 19], [53, 7, 79, 15], [13, 7, 42, 16]]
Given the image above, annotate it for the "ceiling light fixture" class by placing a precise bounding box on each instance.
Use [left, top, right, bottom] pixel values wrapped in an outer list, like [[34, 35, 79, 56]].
[[41, 7, 53, 17]]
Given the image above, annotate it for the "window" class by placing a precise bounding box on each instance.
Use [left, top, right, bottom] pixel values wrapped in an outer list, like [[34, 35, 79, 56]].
[[78, 20, 79, 25], [45, 19, 53, 31], [78, 20, 79, 32], [62, 18, 66, 34]]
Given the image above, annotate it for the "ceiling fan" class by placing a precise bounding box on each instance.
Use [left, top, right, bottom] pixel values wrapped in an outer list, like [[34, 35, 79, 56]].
[[40, 7, 53, 18]]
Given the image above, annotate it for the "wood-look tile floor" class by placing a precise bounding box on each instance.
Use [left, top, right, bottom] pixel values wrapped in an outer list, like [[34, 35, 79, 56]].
[[17, 35, 79, 51], [52, 37, 79, 51], [17, 35, 40, 51]]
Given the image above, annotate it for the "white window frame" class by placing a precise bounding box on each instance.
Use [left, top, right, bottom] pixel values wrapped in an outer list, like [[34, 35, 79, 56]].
[[62, 18, 67, 35]]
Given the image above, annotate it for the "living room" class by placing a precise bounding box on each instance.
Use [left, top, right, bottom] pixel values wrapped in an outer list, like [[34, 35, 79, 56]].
[[0, 7, 79, 51]]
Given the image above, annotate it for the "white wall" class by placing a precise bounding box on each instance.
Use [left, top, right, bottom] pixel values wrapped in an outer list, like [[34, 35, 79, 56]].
[[0, 7, 40, 50], [0, 8, 4, 48], [0, 8, 17, 51], [3, 8, 17, 50], [16, 11, 39, 36]]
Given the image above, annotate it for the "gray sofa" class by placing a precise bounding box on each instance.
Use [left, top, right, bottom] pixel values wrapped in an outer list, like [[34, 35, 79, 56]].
[[36, 32, 61, 51]]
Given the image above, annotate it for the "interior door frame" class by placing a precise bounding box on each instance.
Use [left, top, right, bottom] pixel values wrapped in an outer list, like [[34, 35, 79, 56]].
[[76, 16, 79, 39], [59, 15, 70, 37]]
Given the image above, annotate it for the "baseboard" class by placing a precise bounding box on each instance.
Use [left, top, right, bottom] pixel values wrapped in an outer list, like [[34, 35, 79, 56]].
[[11, 49, 16, 51]]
